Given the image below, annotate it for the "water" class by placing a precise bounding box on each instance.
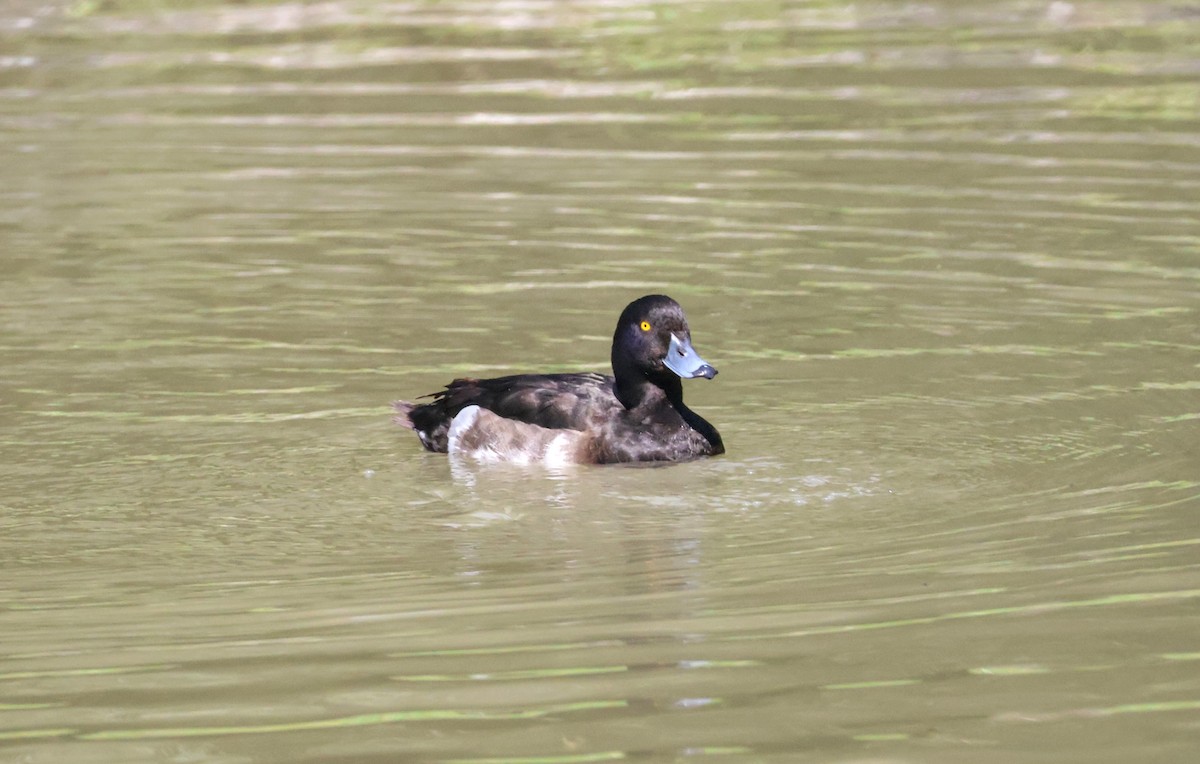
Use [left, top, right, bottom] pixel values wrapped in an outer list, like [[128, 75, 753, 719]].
[[2, 1, 1198, 761]]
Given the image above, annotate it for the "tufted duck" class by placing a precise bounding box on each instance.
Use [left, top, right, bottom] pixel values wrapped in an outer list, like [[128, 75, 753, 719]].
[[393, 295, 723, 464]]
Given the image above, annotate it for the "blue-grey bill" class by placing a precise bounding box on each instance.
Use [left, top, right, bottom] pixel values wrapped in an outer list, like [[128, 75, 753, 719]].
[[665, 333, 718, 379]]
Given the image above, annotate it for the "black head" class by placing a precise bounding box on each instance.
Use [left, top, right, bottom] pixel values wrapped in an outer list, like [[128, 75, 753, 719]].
[[611, 295, 717, 408]]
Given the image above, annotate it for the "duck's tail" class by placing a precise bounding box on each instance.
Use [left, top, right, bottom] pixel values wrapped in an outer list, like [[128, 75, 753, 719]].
[[392, 399, 450, 452], [391, 400, 417, 429]]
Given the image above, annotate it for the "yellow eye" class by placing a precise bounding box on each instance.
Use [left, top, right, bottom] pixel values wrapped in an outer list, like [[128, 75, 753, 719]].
[[639, 321, 651, 332]]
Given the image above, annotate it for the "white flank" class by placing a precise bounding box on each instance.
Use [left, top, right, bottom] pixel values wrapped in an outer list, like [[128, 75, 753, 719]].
[[446, 405, 482, 455], [448, 405, 579, 466], [543, 433, 576, 468]]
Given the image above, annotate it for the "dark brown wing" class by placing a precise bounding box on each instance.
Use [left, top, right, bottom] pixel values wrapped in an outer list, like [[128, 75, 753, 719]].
[[394, 372, 618, 452]]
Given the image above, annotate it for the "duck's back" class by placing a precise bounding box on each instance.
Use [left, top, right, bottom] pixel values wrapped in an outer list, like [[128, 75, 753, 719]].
[[394, 372, 618, 452]]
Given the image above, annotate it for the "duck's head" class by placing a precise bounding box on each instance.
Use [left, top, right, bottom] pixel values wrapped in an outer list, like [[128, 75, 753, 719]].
[[612, 295, 716, 406]]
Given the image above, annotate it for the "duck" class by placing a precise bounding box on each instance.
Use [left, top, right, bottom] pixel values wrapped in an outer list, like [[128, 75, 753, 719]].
[[393, 294, 724, 465]]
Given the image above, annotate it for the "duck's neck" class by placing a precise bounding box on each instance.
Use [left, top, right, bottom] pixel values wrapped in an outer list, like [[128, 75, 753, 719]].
[[615, 371, 722, 452], [623, 376, 723, 449], [613, 339, 682, 409], [614, 371, 679, 411]]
